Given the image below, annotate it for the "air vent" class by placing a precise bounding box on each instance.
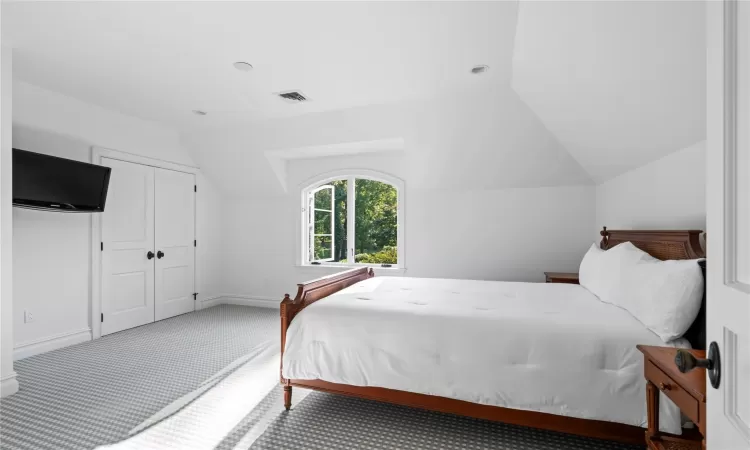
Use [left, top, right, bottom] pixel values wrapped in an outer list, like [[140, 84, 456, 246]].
[[276, 91, 308, 103]]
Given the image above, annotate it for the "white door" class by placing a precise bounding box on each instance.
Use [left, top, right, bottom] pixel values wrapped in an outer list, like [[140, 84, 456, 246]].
[[706, 1, 750, 449], [100, 158, 155, 335], [154, 167, 195, 321]]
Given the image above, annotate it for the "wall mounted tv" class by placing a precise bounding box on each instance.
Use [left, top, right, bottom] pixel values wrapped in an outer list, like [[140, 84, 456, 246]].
[[12, 149, 112, 213]]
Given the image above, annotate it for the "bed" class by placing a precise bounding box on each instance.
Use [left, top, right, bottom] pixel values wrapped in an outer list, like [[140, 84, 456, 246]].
[[279, 228, 706, 444]]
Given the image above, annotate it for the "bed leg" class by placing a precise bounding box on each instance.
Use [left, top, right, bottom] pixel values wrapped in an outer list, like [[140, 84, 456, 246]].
[[283, 385, 292, 410]]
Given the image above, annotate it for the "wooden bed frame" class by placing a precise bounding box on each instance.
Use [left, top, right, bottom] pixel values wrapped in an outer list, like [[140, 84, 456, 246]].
[[279, 227, 706, 445]]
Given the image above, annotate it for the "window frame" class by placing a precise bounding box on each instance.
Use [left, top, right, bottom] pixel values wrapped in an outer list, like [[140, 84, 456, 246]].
[[299, 170, 405, 270], [308, 184, 335, 262]]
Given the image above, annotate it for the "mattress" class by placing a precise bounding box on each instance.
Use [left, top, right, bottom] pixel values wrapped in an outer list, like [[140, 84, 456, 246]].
[[282, 276, 686, 434]]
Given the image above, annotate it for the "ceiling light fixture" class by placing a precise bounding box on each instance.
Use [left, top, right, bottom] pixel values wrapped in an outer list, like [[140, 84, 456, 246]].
[[233, 62, 254, 72], [192, 110, 207, 116], [471, 65, 489, 75]]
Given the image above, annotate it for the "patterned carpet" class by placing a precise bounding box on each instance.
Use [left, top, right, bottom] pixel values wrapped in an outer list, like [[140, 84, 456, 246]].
[[253, 392, 643, 450], [0, 305, 644, 450], [0, 305, 279, 450]]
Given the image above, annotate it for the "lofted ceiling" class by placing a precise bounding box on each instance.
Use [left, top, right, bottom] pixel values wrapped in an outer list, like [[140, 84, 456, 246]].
[[3, 1, 706, 188]]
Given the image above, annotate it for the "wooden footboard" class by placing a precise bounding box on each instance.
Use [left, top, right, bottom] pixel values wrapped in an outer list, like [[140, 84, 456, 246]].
[[277, 265, 646, 444], [280, 267, 375, 392]]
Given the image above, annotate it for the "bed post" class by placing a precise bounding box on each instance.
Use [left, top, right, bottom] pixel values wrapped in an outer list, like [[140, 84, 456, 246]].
[[280, 293, 294, 410], [279, 267, 375, 411], [600, 226, 610, 249]]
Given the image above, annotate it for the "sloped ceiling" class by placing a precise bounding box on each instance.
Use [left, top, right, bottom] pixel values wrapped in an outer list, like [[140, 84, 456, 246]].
[[512, 1, 706, 183], [182, 85, 593, 196], [4, 1, 707, 193]]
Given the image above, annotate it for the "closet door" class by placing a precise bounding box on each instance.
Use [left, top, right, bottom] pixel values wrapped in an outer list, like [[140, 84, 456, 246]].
[[101, 158, 155, 335], [154, 168, 195, 321]]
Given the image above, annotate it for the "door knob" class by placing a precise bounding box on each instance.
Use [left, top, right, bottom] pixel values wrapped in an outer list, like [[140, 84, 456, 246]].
[[157, 250, 165, 259], [674, 341, 721, 389], [147, 251, 155, 260]]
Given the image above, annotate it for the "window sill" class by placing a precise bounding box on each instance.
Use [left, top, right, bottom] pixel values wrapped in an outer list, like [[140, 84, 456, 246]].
[[295, 264, 407, 275]]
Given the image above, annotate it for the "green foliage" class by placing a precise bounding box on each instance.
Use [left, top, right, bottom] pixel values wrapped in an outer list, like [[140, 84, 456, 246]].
[[313, 178, 398, 265], [355, 246, 398, 264], [354, 179, 397, 258]]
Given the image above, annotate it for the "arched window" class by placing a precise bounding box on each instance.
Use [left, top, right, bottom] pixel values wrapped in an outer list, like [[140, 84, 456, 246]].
[[301, 171, 404, 268]]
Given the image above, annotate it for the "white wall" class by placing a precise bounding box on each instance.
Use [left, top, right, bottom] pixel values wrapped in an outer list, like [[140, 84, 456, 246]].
[[11, 81, 221, 357], [187, 87, 597, 301], [223, 182, 595, 301], [595, 140, 706, 231], [1, 45, 19, 397]]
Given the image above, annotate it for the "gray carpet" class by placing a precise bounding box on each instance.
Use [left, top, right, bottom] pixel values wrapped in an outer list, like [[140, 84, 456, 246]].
[[0, 305, 279, 450], [253, 392, 643, 450], [1, 304, 644, 450]]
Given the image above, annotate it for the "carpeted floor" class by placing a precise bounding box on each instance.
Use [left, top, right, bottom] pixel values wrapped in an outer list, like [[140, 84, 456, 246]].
[[0, 305, 644, 450]]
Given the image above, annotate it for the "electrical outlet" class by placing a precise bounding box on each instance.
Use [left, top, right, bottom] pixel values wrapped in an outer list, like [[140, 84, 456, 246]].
[[24, 310, 34, 323]]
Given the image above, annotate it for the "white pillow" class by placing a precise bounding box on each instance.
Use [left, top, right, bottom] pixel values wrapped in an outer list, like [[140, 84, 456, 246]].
[[619, 257, 704, 342], [580, 241, 704, 342], [578, 242, 651, 303], [578, 243, 608, 298]]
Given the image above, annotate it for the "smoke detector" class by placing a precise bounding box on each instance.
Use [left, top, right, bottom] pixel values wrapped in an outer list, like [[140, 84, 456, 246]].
[[275, 90, 309, 104]]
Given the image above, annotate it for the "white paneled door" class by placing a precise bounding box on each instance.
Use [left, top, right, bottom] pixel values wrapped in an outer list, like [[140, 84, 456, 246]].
[[100, 158, 156, 335], [707, 1, 750, 449], [100, 159, 195, 335], [154, 168, 196, 321]]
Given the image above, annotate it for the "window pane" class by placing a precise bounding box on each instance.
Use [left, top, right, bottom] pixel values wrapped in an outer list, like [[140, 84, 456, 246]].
[[307, 179, 348, 263], [314, 187, 332, 210], [354, 178, 398, 264], [330, 179, 348, 262], [314, 210, 331, 235], [313, 236, 332, 261]]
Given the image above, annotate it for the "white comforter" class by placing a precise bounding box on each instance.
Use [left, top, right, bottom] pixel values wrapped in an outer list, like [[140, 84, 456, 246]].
[[282, 276, 685, 434]]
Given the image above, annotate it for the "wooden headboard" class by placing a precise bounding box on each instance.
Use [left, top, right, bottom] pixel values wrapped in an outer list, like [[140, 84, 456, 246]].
[[599, 227, 705, 259], [598, 227, 706, 349]]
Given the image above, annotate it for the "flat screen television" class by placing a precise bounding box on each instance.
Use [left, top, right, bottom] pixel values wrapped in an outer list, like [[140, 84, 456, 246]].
[[12, 149, 112, 213]]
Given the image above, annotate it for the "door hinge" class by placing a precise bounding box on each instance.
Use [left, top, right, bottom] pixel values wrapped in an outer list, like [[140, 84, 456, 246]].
[[194, 185, 197, 192], [193, 293, 198, 300], [101, 313, 104, 323], [101, 242, 104, 251], [194, 240, 197, 247]]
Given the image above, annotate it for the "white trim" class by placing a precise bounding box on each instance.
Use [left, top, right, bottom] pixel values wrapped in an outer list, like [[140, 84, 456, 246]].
[[1, 373, 19, 398], [263, 137, 405, 192], [221, 295, 279, 309], [13, 328, 92, 361], [298, 169, 406, 269], [723, 326, 750, 443], [198, 295, 224, 310], [295, 264, 407, 275], [90, 146, 201, 340], [91, 147, 200, 174], [722, 0, 750, 294], [200, 295, 279, 310]]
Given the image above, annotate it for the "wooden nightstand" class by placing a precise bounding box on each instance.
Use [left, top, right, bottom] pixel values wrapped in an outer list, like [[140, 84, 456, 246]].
[[543, 272, 579, 284], [637, 345, 706, 450]]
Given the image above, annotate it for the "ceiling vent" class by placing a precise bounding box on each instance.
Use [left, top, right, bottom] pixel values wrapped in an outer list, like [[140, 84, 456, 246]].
[[276, 91, 308, 103]]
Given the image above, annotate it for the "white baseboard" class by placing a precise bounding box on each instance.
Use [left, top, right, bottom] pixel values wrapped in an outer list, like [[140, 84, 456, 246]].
[[200, 295, 279, 310], [1, 373, 19, 398], [221, 295, 279, 309], [14, 328, 92, 361], [198, 295, 224, 310]]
